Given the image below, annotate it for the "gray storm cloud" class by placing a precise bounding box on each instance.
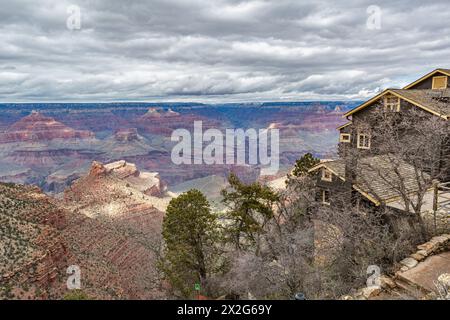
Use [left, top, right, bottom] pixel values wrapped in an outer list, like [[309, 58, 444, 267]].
[[0, 0, 449, 102]]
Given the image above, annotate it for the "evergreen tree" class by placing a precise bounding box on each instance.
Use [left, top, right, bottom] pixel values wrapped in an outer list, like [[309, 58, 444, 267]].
[[291, 153, 320, 177], [221, 173, 279, 253], [161, 189, 225, 298]]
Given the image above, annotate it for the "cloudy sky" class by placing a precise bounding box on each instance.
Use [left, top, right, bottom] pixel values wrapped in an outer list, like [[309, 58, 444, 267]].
[[1, 0, 449, 102]]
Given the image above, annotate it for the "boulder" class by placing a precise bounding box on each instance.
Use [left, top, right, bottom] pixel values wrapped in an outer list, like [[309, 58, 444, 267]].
[[379, 275, 396, 289], [247, 292, 257, 300], [416, 249, 429, 257], [89, 161, 106, 177], [362, 286, 382, 299], [417, 242, 439, 255], [400, 266, 410, 272], [400, 257, 418, 269], [410, 253, 425, 262], [430, 235, 448, 243]]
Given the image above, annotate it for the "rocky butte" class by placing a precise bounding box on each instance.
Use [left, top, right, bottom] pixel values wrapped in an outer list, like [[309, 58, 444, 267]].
[[0, 111, 94, 143]]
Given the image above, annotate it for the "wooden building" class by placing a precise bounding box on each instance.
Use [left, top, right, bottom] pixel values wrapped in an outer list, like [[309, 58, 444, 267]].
[[309, 69, 450, 211]]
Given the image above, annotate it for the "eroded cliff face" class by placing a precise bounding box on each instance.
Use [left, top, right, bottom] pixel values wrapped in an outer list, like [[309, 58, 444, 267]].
[[0, 103, 351, 193], [0, 183, 70, 299], [65, 160, 168, 207], [0, 161, 172, 299], [0, 111, 101, 190], [60, 161, 171, 299], [0, 111, 94, 143]]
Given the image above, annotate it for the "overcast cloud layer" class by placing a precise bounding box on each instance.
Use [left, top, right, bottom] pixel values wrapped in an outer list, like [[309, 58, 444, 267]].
[[1, 0, 449, 102]]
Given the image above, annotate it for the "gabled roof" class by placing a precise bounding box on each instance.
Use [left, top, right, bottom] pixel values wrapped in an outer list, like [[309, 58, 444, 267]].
[[308, 160, 346, 181], [336, 122, 352, 130], [308, 155, 431, 206], [343, 89, 449, 119], [403, 68, 450, 89], [343, 89, 388, 118], [390, 89, 450, 116]]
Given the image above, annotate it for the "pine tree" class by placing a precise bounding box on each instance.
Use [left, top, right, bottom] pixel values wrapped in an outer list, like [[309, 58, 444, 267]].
[[221, 173, 279, 253], [291, 153, 320, 177], [161, 189, 225, 298]]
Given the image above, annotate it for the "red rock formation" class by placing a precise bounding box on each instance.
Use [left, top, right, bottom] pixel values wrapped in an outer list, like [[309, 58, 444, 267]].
[[0, 111, 94, 143], [89, 161, 107, 177], [1, 173, 169, 300], [5, 149, 95, 167], [0, 183, 71, 299], [140, 107, 180, 119], [61, 160, 170, 299], [135, 107, 221, 135]]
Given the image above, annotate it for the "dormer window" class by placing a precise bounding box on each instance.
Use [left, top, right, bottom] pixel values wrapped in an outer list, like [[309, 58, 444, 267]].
[[340, 133, 351, 143], [321, 168, 332, 182], [384, 95, 400, 112], [432, 76, 447, 90], [357, 133, 371, 149]]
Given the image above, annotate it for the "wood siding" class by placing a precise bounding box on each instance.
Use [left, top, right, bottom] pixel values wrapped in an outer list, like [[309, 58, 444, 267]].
[[408, 72, 450, 90], [339, 97, 449, 181]]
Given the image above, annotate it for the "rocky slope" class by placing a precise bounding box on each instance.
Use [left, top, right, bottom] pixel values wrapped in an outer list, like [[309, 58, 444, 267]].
[[0, 183, 69, 299], [64, 160, 169, 207], [0, 160, 172, 299], [62, 160, 171, 299]]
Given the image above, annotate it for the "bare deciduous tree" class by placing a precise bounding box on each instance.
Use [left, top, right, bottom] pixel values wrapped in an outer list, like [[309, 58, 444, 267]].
[[345, 107, 449, 240]]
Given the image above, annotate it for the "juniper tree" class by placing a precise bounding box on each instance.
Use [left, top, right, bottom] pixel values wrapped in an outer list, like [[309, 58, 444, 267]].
[[161, 189, 226, 298]]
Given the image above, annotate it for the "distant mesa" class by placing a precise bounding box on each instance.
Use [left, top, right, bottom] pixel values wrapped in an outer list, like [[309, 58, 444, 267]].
[[101, 127, 164, 158], [333, 106, 344, 113], [141, 107, 180, 119], [137, 107, 197, 135], [316, 105, 327, 114], [0, 111, 95, 143], [137, 106, 221, 135]]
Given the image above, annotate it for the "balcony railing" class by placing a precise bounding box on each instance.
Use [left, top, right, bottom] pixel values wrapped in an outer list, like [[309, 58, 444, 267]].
[[433, 181, 450, 212]]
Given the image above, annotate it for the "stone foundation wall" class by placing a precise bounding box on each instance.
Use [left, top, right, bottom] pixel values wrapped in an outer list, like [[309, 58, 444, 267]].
[[342, 234, 450, 300]]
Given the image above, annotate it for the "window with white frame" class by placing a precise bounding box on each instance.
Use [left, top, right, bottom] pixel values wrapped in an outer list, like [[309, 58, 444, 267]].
[[384, 95, 400, 112], [340, 133, 351, 143], [321, 168, 332, 181], [322, 190, 330, 205], [357, 133, 371, 149]]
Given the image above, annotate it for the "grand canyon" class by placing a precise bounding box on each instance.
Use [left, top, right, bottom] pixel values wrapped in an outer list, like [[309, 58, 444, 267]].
[[0, 102, 356, 194], [0, 101, 357, 299], [1, 0, 450, 310]]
